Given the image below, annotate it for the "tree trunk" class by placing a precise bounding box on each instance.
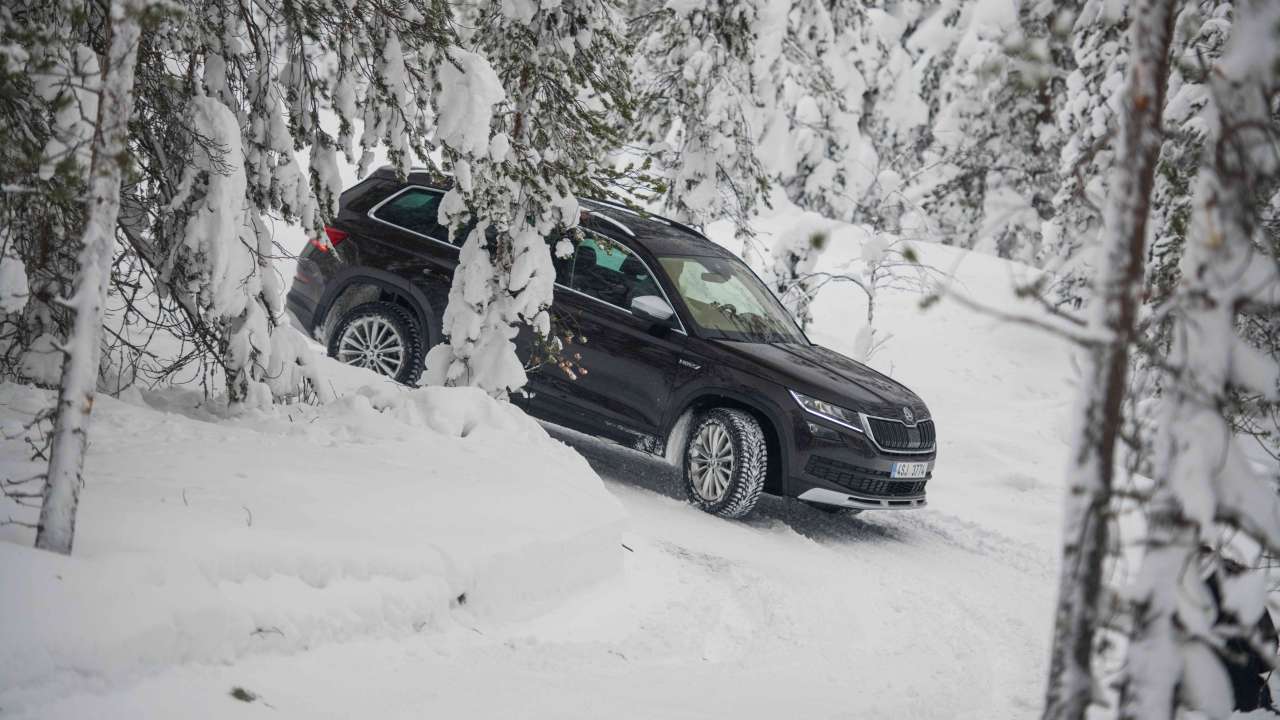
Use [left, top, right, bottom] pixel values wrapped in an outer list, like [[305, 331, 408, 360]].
[[1121, 2, 1280, 716], [1041, 1, 1178, 718], [35, 0, 145, 555]]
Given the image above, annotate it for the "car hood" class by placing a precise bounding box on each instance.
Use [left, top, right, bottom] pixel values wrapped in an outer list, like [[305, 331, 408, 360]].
[[710, 340, 929, 419]]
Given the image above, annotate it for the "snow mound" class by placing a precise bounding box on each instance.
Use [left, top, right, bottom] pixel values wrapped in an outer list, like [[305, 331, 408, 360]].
[[0, 372, 625, 712]]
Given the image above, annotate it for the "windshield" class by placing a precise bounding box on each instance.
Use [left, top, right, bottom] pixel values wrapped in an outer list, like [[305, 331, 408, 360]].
[[658, 255, 807, 344]]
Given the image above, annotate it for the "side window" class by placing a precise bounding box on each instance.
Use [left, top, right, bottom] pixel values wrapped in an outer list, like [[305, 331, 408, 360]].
[[372, 188, 447, 242], [564, 233, 662, 309]]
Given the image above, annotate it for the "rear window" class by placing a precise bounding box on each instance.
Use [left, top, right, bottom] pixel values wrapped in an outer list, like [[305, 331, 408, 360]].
[[371, 188, 449, 243], [339, 178, 398, 214]]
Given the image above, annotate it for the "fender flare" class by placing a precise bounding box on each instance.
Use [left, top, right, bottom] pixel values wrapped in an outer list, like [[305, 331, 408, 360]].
[[313, 267, 440, 348], [664, 386, 793, 496]]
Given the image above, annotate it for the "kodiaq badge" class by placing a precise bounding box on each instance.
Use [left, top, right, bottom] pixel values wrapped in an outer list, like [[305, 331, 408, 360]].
[[902, 406, 915, 424]]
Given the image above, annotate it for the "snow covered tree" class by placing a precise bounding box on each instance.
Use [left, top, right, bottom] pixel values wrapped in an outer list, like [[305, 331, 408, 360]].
[[1039, 0, 1130, 305], [758, 0, 851, 220], [1, 0, 524, 552], [0, 0, 103, 386], [426, 0, 632, 397], [770, 228, 826, 330], [631, 0, 771, 237], [1042, 1, 1179, 717], [1120, 2, 1280, 715], [1145, 0, 1233, 338], [837, 2, 942, 236], [114, 0, 471, 406], [36, 0, 147, 555], [1043, 1, 1237, 314], [922, 0, 1070, 262]]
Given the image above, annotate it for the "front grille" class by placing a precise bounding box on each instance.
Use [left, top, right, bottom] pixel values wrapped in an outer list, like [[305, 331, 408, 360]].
[[864, 416, 935, 453], [805, 456, 927, 498]]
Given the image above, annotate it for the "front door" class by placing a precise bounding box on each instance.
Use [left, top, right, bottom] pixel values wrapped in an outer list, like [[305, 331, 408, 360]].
[[525, 232, 685, 449]]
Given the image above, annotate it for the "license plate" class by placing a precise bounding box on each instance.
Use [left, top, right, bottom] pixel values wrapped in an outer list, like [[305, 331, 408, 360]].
[[892, 462, 929, 479]]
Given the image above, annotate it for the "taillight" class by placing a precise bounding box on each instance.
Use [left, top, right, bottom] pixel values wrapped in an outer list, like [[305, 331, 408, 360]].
[[310, 225, 349, 252]]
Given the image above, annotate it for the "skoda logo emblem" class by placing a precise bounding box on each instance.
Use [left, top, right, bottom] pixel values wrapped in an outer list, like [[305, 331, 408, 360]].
[[902, 406, 915, 424]]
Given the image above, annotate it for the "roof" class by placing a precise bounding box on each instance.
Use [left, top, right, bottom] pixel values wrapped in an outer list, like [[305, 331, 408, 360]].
[[578, 199, 730, 258], [384, 166, 729, 258]]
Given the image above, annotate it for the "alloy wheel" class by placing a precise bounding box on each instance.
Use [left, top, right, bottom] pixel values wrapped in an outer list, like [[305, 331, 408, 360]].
[[689, 420, 735, 502], [337, 316, 405, 377]]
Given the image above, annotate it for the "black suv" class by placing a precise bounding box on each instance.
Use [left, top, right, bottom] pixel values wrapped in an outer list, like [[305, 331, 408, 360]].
[[287, 168, 937, 519]]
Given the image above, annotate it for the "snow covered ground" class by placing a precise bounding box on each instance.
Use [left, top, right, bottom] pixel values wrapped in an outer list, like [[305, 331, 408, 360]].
[[0, 368, 626, 715], [0, 201, 1077, 718]]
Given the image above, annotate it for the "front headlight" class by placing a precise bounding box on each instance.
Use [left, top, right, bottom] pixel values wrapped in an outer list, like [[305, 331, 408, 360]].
[[789, 390, 864, 433]]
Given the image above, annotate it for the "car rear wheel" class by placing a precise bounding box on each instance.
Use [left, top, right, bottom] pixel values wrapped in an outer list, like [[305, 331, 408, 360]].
[[328, 302, 424, 385], [684, 408, 766, 519]]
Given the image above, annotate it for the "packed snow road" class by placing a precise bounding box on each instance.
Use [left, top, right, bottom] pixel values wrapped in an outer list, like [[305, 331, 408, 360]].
[[534, 425, 1055, 719]]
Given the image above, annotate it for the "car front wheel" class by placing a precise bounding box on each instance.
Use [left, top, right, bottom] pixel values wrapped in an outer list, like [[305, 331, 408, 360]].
[[328, 302, 424, 385], [684, 408, 766, 519]]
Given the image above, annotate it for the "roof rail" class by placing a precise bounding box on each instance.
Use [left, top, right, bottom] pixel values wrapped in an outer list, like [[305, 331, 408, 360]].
[[662, 216, 708, 240], [585, 209, 636, 238], [587, 196, 647, 218], [587, 197, 709, 239]]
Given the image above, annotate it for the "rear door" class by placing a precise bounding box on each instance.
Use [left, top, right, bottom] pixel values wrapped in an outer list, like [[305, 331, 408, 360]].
[[525, 232, 687, 447], [362, 186, 458, 325]]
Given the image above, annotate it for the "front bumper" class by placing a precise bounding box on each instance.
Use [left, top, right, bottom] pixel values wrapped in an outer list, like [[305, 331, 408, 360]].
[[786, 410, 935, 510], [798, 487, 927, 510]]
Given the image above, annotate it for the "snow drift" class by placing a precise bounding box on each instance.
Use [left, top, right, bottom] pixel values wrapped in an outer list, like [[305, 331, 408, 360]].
[[0, 365, 625, 712]]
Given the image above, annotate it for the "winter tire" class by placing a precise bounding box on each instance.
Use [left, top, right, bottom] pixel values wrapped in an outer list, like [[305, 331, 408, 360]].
[[684, 408, 766, 519], [328, 301, 424, 385]]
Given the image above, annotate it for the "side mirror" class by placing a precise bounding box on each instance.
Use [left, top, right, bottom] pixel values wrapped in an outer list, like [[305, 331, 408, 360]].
[[630, 295, 675, 326]]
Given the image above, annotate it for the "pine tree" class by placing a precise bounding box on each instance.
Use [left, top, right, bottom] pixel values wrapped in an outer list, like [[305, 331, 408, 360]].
[[1041, 0, 1131, 305], [0, 0, 98, 384], [631, 0, 771, 237], [1121, 2, 1280, 715], [1145, 0, 1233, 341], [922, 0, 1071, 262], [118, 0, 464, 406], [834, 1, 961, 238], [427, 0, 632, 397], [769, 229, 826, 330], [760, 0, 851, 220]]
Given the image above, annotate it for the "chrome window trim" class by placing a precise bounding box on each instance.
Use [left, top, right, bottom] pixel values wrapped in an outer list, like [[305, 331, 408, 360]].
[[587, 211, 636, 238], [366, 185, 458, 251], [858, 412, 936, 455]]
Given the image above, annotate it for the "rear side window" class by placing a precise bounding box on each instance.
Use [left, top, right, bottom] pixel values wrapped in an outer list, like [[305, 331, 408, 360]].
[[340, 177, 398, 214], [561, 233, 662, 309], [371, 188, 448, 242]]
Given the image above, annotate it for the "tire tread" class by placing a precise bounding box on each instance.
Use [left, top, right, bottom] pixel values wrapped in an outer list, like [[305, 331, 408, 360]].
[[686, 408, 767, 520], [327, 301, 425, 385]]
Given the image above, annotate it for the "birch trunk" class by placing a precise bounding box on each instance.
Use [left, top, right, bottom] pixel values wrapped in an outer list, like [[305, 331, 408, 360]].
[[1041, 1, 1178, 717], [35, 0, 145, 555]]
